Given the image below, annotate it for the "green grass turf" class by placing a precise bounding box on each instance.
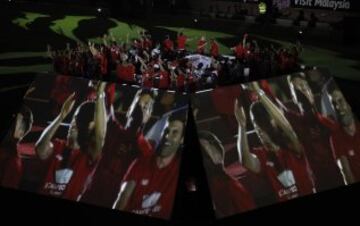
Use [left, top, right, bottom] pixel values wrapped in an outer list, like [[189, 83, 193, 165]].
[[12, 12, 48, 30], [50, 16, 95, 42], [0, 64, 51, 75]]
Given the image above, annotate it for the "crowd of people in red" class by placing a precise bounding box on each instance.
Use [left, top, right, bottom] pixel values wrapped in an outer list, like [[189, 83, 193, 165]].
[[48, 29, 302, 92]]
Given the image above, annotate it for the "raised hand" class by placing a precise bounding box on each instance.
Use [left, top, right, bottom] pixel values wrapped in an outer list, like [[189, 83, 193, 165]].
[[234, 98, 246, 128], [60, 92, 76, 120]]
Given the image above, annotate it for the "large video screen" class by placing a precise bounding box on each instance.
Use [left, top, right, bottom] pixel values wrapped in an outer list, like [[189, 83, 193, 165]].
[[0, 74, 189, 220], [192, 69, 360, 218]]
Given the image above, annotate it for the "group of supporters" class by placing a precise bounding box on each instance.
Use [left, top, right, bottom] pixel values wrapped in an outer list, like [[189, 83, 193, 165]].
[[196, 73, 360, 217], [0, 81, 187, 219], [48, 29, 301, 92]]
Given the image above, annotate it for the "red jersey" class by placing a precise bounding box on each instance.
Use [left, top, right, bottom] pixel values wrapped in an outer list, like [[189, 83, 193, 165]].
[[331, 122, 360, 181], [95, 53, 108, 76], [176, 73, 185, 92], [123, 154, 180, 219], [177, 35, 187, 50], [163, 39, 174, 52], [210, 42, 219, 58], [158, 71, 170, 90], [110, 46, 120, 63], [234, 44, 246, 59], [40, 139, 98, 201], [0, 145, 22, 189], [208, 171, 256, 218], [197, 40, 206, 54], [252, 147, 314, 202], [286, 111, 345, 191], [142, 71, 154, 88], [143, 38, 153, 50], [80, 121, 153, 207], [116, 64, 135, 82]]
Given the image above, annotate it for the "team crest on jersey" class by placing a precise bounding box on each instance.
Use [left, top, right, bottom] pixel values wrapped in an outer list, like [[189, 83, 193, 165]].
[[141, 192, 161, 209], [266, 161, 275, 167], [348, 149, 355, 156], [55, 168, 74, 184], [277, 170, 296, 188], [141, 179, 149, 186]]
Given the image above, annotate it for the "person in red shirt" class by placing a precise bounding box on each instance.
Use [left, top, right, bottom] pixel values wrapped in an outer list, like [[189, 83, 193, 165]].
[[143, 34, 153, 51], [79, 89, 156, 207], [329, 88, 360, 184], [231, 33, 249, 60], [113, 113, 186, 219], [286, 75, 345, 191], [236, 82, 315, 202], [156, 59, 170, 90], [116, 54, 136, 84], [209, 39, 220, 58], [0, 106, 33, 189], [142, 70, 154, 88], [175, 68, 186, 92], [198, 130, 256, 218], [177, 30, 191, 52], [163, 35, 174, 53], [35, 82, 107, 201], [197, 36, 207, 54]]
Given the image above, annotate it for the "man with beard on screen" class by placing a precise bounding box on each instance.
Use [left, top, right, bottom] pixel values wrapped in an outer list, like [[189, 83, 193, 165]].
[[198, 130, 256, 217], [35, 82, 107, 200], [113, 113, 185, 219], [79, 89, 156, 207], [236, 82, 315, 202], [329, 87, 360, 184]]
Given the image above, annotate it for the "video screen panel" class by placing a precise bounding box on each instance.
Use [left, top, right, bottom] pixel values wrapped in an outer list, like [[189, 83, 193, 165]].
[[0, 74, 189, 220], [192, 69, 360, 218]]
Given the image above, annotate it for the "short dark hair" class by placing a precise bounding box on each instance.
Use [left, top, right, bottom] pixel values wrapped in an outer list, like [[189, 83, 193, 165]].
[[168, 111, 187, 135], [250, 101, 288, 148]]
